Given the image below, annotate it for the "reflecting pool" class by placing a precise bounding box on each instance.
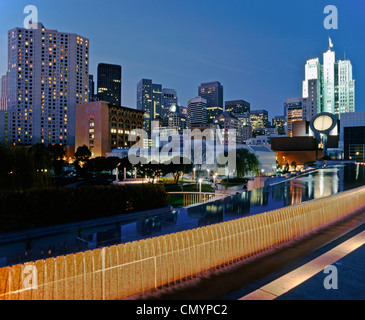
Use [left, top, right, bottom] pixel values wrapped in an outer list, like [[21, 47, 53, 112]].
[[1, 163, 364, 267]]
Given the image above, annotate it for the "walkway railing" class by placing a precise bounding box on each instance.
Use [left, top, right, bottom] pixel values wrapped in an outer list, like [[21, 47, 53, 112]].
[[168, 192, 227, 208], [1, 186, 365, 300]]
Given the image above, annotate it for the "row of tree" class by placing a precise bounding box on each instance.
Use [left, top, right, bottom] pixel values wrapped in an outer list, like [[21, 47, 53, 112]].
[[73, 146, 261, 184], [0, 142, 262, 191], [73, 145, 194, 184], [0, 144, 67, 191]]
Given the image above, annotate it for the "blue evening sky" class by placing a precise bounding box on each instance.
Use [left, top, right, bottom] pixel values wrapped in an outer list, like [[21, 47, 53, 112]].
[[0, 0, 364, 120]]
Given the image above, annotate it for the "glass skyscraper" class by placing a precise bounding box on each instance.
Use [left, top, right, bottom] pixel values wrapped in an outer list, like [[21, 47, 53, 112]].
[[137, 79, 162, 136], [161, 88, 178, 118], [225, 100, 251, 116], [198, 81, 224, 124], [97, 63, 122, 106]]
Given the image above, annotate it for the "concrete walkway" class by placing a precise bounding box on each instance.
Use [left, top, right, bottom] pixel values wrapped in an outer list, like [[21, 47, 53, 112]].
[[239, 229, 365, 300]]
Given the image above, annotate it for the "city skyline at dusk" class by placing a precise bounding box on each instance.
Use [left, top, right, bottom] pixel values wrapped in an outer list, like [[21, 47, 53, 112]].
[[1, 0, 364, 120], [1, 1, 365, 304]]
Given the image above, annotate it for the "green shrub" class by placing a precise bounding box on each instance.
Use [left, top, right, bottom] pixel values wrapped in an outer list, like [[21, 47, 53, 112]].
[[0, 184, 169, 233]]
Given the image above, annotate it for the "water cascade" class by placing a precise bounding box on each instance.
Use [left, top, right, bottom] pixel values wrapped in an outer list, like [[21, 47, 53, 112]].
[[1, 186, 364, 300]]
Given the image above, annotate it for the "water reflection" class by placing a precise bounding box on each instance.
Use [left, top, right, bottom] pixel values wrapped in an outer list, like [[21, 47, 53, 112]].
[[1, 164, 365, 267]]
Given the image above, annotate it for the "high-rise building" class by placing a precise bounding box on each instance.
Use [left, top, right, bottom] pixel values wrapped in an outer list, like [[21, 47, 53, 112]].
[[137, 79, 162, 136], [285, 98, 303, 137], [188, 97, 207, 128], [0, 110, 8, 143], [250, 110, 269, 130], [0, 74, 8, 111], [88, 75, 95, 103], [213, 112, 239, 145], [161, 88, 178, 118], [302, 58, 322, 121], [97, 63, 122, 106], [302, 39, 355, 120], [162, 111, 187, 135], [272, 116, 286, 135], [225, 100, 250, 115], [337, 60, 355, 114], [303, 79, 320, 122], [4, 23, 89, 146], [323, 46, 336, 115], [198, 81, 223, 123], [179, 106, 188, 118]]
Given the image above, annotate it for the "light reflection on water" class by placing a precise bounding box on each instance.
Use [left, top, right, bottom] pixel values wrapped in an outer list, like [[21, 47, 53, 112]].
[[0, 164, 364, 267]]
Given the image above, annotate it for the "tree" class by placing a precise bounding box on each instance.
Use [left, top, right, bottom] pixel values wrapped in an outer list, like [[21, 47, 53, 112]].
[[284, 162, 290, 173], [291, 161, 297, 171], [141, 161, 165, 184], [74, 145, 92, 164], [0, 144, 53, 191], [235, 149, 260, 178], [48, 144, 66, 176], [162, 156, 193, 184], [74, 145, 92, 177]]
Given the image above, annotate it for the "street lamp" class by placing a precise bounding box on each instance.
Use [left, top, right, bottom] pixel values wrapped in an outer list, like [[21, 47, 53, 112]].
[[199, 179, 203, 202], [193, 168, 196, 181]]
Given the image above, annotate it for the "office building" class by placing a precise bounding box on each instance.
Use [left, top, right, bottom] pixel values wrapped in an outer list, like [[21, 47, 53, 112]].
[[97, 63, 122, 106], [337, 60, 355, 115], [302, 39, 355, 119], [225, 100, 250, 115], [137, 79, 162, 137], [179, 106, 188, 118], [188, 97, 207, 128], [75, 101, 144, 158], [4, 23, 89, 146], [88, 75, 95, 103], [284, 98, 304, 137], [213, 112, 239, 145], [250, 110, 269, 130], [198, 81, 223, 123], [303, 79, 321, 122], [272, 116, 286, 135], [161, 88, 178, 119], [162, 111, 187, 135]]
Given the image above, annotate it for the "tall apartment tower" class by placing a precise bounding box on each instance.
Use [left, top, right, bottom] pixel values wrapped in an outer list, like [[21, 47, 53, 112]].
[[137, 79, 162, 136], [5, 23, 89, 146], [188, 97, 207, 128], [97, 63, 122, 105], [198, 81, 223, 123], [0, 74, 8, 111]]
